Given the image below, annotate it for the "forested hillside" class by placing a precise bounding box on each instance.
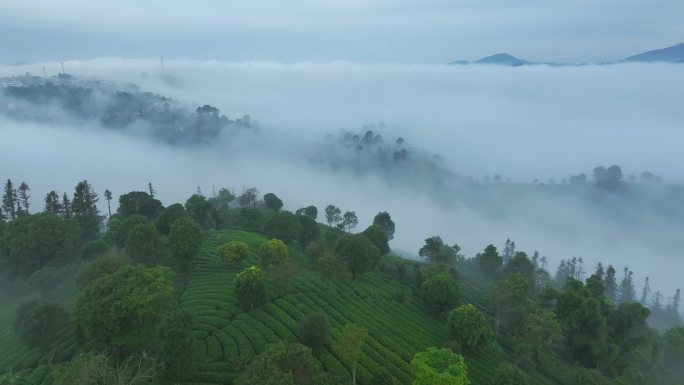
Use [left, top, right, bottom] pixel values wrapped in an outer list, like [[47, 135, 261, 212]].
[[0, 179, 682, 385]]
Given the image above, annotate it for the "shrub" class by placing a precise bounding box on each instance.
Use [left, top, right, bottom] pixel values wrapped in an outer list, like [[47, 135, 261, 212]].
[[421, 273, 460, 314], [218, 241, 249, 263], [76, 252, 133, 289], [298, 313, 331, 349], [493, 363, 529, 385], [15, 301, 70, 350], [258, 239, 289, 269], [447, 304, 493, 350], [236, 266, 267, 310], [265, 211, 302, 243]]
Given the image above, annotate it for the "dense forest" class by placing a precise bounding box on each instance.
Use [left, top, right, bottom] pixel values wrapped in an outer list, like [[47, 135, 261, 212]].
[[0, 177, 682, 385]]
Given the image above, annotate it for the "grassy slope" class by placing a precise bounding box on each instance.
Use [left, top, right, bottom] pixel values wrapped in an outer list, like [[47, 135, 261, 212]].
[[0, 229, 565, 385]]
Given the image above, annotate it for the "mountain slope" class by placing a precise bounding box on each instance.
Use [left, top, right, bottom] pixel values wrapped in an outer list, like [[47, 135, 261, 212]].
[[475, 53, 528, 66], [622, 43, 684, 63]]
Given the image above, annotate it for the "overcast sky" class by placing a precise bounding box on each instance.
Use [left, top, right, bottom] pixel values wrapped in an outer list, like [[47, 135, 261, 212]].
[[1, 0, 683, 64]]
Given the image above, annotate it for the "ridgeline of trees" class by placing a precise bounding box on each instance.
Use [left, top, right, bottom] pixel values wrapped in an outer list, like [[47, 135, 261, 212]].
[[0, 178, 682, 385]]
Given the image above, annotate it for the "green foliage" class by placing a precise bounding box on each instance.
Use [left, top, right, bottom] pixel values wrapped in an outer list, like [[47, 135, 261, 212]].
[[477, 244, 502, 274], [14, 301, 69, 350], [236, 342, 322, 385], [51, 352, 160, 385], [76, 252, 133, 289], [373, 211, 395, 240], [316, 252, 351, 282], [410, 346, 469, 385], [265, 211, 302, 243], [362, 224, 390, 255], [159, 309, 195, 382], [342, 211, 358, 232], [168, 217, 204, 274], [155, 203, 187, 235], [335, 323, 368, 385], [185, 194, 215, 228], [125, 222, 165, 266], [298, 214, 320, 247], [297, 313, 331, 349], [324, 205, 342, 227], [305, 241, 327, 262], [80, 238, 108, 260], [263, 192, 284, 211], [117, 191, 163, 220], [0, 213, 81, 280], [258, 238, 289, 269], [26, 267, 60, 298], [490, 273, 530, 336], [218, 240, 249, 263], [296, 205, 318, 220], [236, 266, 266, 310], [421, 273, 460, 314], [524, 307, 562, 356], [503, 252, 535, 280], [71, 180, 101, 241], [104, 213, 148, 249], [372, 368, 398, 385], [239, 207, 264, 231], [74, 265, 174, 348], [447, 304, 493, 350], [493, 363, 529, 385], [334, 234, 380, 278], [564, 368, 613, 385], [419, 236, 462, 264]]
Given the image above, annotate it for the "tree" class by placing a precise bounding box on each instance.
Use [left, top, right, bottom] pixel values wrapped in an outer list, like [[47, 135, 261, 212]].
[[335, 323, 368, 385], [236, 342, 322, 385], [618, 267, 635, 303], [156, 203, 187, 234], [305, 241, 327, 262], [362, 224, 390, 255], [298, 313, 331, 349], [411, 347, 469, 385], [27, 267, 60, 298], [317, 253, 351, 282], [0, 213, 81, 280], [298, 215, 320, 247], [74, 265, 174, 348], [44, 190, 62, 214], [342, 211, 358, 232], [490, 274, 530, 336], [2, 179, 17, 220], [493, 363, 529, 385], [159, 309, 195, 382], [421, 274, 460, 315], [17, 182, 30, 215], [168, 217, 204, 275], [237, 187, 259, 208], [265, 211, 302, 244], [76, 253, 133, 289], [296, 205, 318, 220], [218, 241, 249, 263], [104, 189, 113, 217], [373, 211, 395, 240], [235, 266, 266, 310], [478, 244, 502, 274], [524, 308, 562, 357], [259, 238, 289, 269], [208, 187, 236, 210], [604, 265, 618, 302], [14, 301, 70, 350], [51, 352, 161, 385], [104, 213, 149, 249], [504, 252, 535, 280], [71, 180, 101, 241], [324, 205, 342, 227], [125, 222, 166, 266], [334, 234, 380, 278], [185, 194, 215, 228], [263, 193, 284, 211], [118, 191, 163, 220], [148, 182, 156, 198], [447, 304, 493, 350], [419, 236, 462, 264], [61, 192, 72, 218]]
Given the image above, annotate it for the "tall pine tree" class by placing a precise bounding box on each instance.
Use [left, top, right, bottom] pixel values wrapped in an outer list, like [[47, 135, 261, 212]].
[[618, 267, 635, 303], [2, 179, 17, 220], [104, 189, 113, 217], [604, 265, 618, 302], [61, 192, 72, 218], [17, 182, 30, 215], [44, 191, 62, 214], [72, 180, 100, 241]]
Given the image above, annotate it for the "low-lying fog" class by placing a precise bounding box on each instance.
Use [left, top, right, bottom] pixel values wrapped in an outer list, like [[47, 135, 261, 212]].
[[1, 58, 683, 300]]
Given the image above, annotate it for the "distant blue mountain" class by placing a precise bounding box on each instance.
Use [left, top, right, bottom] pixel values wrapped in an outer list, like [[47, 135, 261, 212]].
[[475, 53, 528, 66], [622, 43, 684, 63]]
